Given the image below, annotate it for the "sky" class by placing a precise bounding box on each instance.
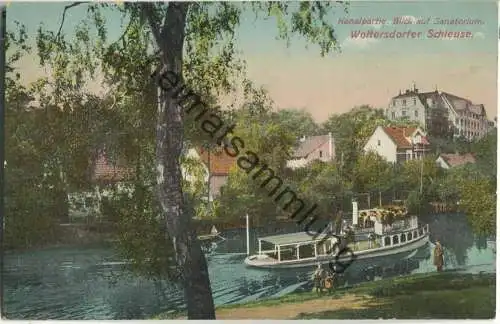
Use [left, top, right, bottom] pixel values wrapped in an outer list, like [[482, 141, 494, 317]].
[[7, 1, 499, 122]]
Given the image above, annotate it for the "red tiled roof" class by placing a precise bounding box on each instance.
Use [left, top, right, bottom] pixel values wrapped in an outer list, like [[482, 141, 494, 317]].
[[92, 153, 133, 183], [197, 146, 237, 176], [439, 153, 476, 168], [382, 127, 417, 149]]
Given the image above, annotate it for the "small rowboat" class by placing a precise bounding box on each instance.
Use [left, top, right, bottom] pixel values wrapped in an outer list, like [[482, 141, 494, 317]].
[[198, 225, 223, 241]]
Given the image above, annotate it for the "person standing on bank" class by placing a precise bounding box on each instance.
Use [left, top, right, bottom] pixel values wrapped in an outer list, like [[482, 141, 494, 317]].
[[433, 240, 444, 272], [312, 264, 324, 295]]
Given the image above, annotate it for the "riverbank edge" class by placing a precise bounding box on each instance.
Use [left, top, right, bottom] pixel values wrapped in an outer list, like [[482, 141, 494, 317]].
[[153, 271, 496, 319], [3, 239, 117, 254]]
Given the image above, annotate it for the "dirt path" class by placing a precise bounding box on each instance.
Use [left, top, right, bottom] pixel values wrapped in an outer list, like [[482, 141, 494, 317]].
[[177, 294, 373, 319], [217, 294, 372, 319]]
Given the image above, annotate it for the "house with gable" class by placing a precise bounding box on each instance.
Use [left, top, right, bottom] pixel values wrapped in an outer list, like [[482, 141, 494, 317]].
[[286, 133, 335, 169], [363, 126, 430, 163], [184, 144, 238, 201], [435, 153, 476, 169]]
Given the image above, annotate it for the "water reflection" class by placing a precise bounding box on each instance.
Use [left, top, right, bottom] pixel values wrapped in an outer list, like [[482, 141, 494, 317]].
[[3, 213, 496, 319], [423, 213, 475, 266], [475, 236, 487, 250]]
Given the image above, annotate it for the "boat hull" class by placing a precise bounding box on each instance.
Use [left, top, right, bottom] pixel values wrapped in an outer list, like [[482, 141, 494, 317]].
[[244, 233, 430, 269]]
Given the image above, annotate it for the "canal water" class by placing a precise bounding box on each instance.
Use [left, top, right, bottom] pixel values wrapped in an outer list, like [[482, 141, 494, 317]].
[[3, 213, 496, 319]]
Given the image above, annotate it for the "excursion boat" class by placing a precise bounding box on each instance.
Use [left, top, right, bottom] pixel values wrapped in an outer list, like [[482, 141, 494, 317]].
[[244, 201, 430, 269]]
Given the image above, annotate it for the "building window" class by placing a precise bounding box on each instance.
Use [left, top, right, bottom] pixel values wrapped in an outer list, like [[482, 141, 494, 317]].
[[402, 110, 407, 117], [392, 112, 396, 119], [319, 150, 323, 158], [402, 99, 407, 106], [414, 110, 418, 118], [392, 99, 396, 106], [377, 140, 381, 146], [412, 98, 416, 105]]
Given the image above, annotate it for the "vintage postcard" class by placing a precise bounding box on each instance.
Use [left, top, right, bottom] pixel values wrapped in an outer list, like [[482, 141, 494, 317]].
[[2, 0, 497, 320]]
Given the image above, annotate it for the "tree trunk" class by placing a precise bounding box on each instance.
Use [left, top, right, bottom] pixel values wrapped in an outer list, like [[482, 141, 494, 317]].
[[152, 3, 216, 319]]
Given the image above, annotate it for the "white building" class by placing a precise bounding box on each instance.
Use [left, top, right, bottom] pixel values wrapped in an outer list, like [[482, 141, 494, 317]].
[[363, 126, 430, 163], [386, 85, 493, 141]]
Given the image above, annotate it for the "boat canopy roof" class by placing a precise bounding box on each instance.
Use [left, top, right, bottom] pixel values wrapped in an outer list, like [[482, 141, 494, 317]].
[[259, 231, 335, 246]]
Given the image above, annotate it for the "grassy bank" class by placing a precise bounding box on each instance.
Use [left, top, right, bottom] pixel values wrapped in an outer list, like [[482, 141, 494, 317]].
[[155, 271, 496, 319]]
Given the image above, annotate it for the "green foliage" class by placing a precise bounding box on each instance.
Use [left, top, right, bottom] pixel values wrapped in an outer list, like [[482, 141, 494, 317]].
[[271, 108, 321, 139], [457, 176, 496, 236], [252, 2, 348, 56], [294, 161, 351, 218], [216, 168, 281, 224], [399, 157, 440, 191], [470, 129, 497, 180], [353, 152, 392, 192], [215, 106, 297, 223], [106, 184, 178, 281]]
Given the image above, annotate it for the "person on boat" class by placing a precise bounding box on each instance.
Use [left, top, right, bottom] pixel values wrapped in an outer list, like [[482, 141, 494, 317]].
[[312, 264, 325, 295], [368, 232, 376, 249], [433, 240, 444, 272]]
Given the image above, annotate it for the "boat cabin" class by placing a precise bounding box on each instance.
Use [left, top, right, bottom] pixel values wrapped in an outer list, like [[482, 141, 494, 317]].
[[257, 232, 339, 262]]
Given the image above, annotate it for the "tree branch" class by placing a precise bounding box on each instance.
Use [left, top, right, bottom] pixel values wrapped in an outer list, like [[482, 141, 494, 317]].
[[115, 17, 135, 47], [57, 1, 88, 39]]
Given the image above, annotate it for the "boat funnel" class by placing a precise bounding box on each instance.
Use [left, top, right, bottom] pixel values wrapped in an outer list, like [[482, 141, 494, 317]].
[[352, 200, 359, 226]]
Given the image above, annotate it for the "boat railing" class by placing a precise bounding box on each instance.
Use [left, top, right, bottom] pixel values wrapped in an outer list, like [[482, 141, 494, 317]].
[[260, 249, 277, 255]]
